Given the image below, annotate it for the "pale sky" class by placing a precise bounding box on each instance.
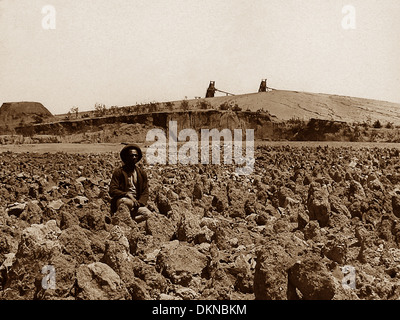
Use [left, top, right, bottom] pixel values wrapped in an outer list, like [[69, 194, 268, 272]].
[[1, 0, 399, 115]]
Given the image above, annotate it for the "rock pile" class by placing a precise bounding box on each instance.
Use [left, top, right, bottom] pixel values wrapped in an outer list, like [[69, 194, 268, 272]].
[[1, 145, 400, 300]]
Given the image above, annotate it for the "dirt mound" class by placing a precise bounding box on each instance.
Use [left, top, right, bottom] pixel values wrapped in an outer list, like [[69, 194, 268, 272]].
[[192, 91, 400, 126], [0, 102, 54, 128]]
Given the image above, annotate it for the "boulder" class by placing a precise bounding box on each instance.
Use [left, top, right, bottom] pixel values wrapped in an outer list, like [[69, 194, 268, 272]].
[[20, 201, 42, 224], [176, 210, 202, 243], [6, 202, 27, 217], [392, 194, 400, 218], [322, 235, 348, 264], [111, 204, 135, 229], [329, 195, 351, 219], [349, 180, 366, 199], [58, 225, 95, 264], [131, 256, 168, 297], [192, 182, 203, 200], [145, 213, 175, 243], [69, 196, 89, 207], [79, 208, 106, 232], [76, 262, 129, 300], [297, 209, 310, 229], [101, 227, 160, 299], [307, 184, 331, 227], [48, 199, 64, 211], [287, 257, 336, 300], [1, 220, 77, 299], [253, 243, 296, 300], [155, 192, 172, 215], [156, 241, 207, 286]]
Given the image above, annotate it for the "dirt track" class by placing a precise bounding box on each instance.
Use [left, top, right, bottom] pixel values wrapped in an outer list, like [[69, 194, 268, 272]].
[[2, 141, 400, 154], [0, 143, 125, 154]]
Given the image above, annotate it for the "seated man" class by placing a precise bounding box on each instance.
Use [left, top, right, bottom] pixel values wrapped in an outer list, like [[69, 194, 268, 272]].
[[109, 144, 151, 219]]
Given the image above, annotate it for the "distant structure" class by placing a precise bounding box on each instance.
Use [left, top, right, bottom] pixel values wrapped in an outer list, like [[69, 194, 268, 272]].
[[206, 81, 216, 98], [259, 79, 267, 92], [205, 81, 235, 98], [205, 79, 272, 98]]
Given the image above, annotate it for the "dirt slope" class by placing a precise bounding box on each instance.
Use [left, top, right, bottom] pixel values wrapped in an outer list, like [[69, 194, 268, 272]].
[[194, 90, 400, 125]]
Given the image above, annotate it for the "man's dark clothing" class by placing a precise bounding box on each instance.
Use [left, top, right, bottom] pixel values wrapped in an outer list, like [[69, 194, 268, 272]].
[[109, 164, 149, 214]]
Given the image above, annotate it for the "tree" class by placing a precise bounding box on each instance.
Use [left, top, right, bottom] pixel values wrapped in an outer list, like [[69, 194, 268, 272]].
[[70, 106, 79, 119], [94, 103, 107, 117]]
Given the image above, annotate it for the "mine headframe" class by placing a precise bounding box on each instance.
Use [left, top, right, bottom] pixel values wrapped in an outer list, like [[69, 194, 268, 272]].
[[205, 81, 235, 98], [205, 81, 216, 98], [258, 79, 275, 92], [259, 79, 267, 92], [205, 79, 273, 98]]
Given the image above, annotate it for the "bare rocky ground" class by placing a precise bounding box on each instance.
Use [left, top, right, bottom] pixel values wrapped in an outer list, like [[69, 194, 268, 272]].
[[1, 145, 400, 300]]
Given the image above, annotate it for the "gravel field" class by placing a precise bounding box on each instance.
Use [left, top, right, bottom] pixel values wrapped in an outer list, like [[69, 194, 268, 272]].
[[1, 143, 400, 300]]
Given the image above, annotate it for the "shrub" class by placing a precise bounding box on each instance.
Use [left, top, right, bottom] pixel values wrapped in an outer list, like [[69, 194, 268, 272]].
[[232, 104, 242, 112], [148, 102, 159, 113], [386, 122, 394, 129], [373, 120, 382, 129], [165, 102, 174, 111], [180, 100, 189, 111], [109, 106, 120, 115], [219, 102, 230, 111], [197, 100, 211, 110]]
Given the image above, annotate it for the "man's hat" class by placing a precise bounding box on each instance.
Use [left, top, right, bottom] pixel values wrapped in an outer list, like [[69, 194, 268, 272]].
[[120, 144, 143, 163]]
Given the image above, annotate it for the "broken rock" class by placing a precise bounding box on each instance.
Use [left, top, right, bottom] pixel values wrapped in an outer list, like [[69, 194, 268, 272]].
[[156, 241, 207, 286], [6, 203, 26, 217], [47, 199, 64, 210], [76, 262, 129, 300], [287, 257, 335, 300]]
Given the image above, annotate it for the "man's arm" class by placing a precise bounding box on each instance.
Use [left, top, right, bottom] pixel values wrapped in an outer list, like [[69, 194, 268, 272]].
[[109, 169, 128, 199], [138, 170, 149, 206]]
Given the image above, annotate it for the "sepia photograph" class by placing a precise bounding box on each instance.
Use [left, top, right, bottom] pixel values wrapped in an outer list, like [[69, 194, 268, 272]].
[[1, 0, 400, 310]]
